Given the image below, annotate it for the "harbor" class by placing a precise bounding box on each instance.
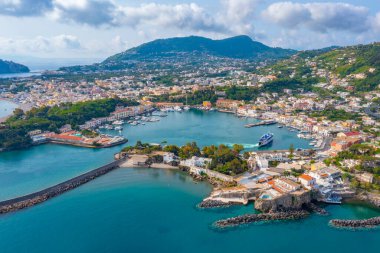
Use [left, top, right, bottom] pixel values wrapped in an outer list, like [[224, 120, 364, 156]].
[[0, 109, 379, 253]]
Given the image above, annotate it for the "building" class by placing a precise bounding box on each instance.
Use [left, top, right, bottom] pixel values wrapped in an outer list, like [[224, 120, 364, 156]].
[[215, 99, 242, 110], [180, 156, 212, 168], [202, 101, 212, 108], [273, 178, 301, 193], [298, 174, 316, 190]]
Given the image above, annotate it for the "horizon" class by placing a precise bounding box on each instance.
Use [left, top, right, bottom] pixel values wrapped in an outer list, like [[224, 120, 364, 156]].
[[0, 0, 380, 61]]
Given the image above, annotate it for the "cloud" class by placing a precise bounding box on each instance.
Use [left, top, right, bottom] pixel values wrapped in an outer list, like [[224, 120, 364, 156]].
[[0, 0, 258, 35], [0, 34, 82, 55], [51, 0, 121, 27], [0, 0, 53, 16], [262, 2, 371, 33], [219, 0, 262, 34], [117, 3, 226, 33]]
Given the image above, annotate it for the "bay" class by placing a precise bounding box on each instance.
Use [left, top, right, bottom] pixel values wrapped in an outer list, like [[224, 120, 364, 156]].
[[0, 110, 310, 201]]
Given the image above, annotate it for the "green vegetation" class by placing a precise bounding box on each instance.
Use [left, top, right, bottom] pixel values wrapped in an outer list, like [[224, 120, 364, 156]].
[[310, 108, 361, 121], [202, 144, 248, 175], [152, 89, 218, 105], [122, 141, 162, 154], [0, 98, 138, 151], [325, 144, 380, 190], [178, 142, 201, 159]]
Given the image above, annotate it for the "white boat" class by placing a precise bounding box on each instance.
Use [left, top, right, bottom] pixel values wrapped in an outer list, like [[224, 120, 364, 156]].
[[258, 133, 274, 147], [114, 126, 123, 131], [112, 120, 124, 125], [184, 106, 190, 110]]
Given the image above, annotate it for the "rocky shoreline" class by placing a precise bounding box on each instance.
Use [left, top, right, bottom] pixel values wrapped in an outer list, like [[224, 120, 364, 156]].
[[330, 216, 380, 229], [0, 158, 125, 214], [306, 203, 329, 216], [214, 210, 309, 228]]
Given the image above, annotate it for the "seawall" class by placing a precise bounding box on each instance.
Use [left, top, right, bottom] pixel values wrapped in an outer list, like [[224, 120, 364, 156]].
[[0, 157, 126, 215]]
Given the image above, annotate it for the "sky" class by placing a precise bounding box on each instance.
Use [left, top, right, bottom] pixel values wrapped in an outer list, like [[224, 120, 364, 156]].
[[0, 0, 380, 61]]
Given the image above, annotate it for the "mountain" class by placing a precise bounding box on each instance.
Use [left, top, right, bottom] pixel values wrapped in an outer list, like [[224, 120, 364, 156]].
[[104, 35, 296, 64], [0, 59, 30, 74]]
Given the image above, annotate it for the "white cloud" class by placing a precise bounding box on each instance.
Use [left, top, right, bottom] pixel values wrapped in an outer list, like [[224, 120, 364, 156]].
[[219, 0, 262, 34], [262, 2, 371, 33], [0, 34, 82, 55], [0, 0, 53, 16]]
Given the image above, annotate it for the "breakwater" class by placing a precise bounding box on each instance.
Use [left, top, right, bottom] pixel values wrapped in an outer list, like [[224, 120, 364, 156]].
[[0, 158, 125, 215], [214, 211, 309, 228], [198, 200, 237, 208], [330, 216, 380, 229]]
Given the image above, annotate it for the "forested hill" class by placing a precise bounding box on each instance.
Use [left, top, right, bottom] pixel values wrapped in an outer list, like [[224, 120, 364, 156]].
[[0, 59, 30, 74], [104, 35, 296, 62]]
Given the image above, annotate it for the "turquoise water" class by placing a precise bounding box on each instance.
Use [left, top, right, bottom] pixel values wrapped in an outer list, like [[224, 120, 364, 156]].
[[0, 100, 18, 118], [0, 110, 310, 200], [0, 168, 379, 253]]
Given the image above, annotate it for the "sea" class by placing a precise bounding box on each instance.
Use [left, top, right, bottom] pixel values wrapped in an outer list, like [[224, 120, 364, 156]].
[[0, 100, 18, 118], [0, 109, 378, 253]]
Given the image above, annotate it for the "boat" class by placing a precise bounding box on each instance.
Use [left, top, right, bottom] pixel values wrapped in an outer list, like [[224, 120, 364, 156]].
[[258, 133, 274, 147], [112, 120, 124, 125], [114, 126, 123, 131], [323, 193, 342, 204], [184, 106, 190, 111], [277, 125, 283, 128]]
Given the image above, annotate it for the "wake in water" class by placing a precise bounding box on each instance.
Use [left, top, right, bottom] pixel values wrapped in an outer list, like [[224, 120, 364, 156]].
[[222, 143, 259, 149]]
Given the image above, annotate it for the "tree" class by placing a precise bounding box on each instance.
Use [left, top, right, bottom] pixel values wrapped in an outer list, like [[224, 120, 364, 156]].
[[163, 145, 180, 156], [179, 142, 201, 159], [289, 144, 295, 159], [232, 144, 244, 154]]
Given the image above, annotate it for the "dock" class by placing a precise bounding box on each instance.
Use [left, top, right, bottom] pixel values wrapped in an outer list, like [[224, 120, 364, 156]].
[[245, 120, 276, 128]]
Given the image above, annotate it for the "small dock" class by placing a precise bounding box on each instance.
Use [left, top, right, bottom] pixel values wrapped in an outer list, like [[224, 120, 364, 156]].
[[245, 120, 276, 128]]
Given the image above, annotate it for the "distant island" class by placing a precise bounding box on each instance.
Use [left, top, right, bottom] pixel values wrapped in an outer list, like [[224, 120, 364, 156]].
[[0, 59, 30, 74]]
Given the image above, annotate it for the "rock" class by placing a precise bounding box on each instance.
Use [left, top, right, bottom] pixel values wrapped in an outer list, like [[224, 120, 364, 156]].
[[254, 191, 311, 213], [330, 216, 380, 229], [214, 210, 309, 228], [198, 200, 235, 208]]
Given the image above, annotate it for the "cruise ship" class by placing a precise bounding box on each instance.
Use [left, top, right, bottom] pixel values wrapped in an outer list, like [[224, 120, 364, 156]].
[[258, 133, 274, 147]]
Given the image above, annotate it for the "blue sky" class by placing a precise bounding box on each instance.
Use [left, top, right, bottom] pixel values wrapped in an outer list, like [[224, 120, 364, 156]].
[[0, 0, 379, 60]]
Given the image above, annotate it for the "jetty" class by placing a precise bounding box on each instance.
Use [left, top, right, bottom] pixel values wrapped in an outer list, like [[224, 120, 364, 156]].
[[244, 120, 276, 128], [330, 216, 380, 229], [214, 211, 309, 228], [0, 157, 126, 215]]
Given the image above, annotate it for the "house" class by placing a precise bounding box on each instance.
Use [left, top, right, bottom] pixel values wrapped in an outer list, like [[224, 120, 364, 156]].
[[355, 173, 374, 184], [181, 156, 212, 168], [202, 101, 212, 108], [273, 178, 301, 193], [59, 124, 72, 133], [298, 174, 316, 190]]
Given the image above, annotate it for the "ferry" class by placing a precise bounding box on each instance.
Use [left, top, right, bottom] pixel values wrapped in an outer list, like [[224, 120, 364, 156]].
[[258, 133, 274, 147]]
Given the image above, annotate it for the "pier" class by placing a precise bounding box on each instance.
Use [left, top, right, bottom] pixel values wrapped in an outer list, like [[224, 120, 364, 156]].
[[0, 157, 126, 215], [244, 120, 276, 128]]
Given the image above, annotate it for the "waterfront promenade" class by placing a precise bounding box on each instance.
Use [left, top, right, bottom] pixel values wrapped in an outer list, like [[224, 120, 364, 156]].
[[0, 157, 126, 214]]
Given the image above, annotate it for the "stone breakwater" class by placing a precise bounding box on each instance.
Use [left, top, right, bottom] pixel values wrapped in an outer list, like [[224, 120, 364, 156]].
[[214, 211, 309, 228], [330, 216, 380, 229], [0, 158, 125, 215], [198, 200, 238, 208]]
